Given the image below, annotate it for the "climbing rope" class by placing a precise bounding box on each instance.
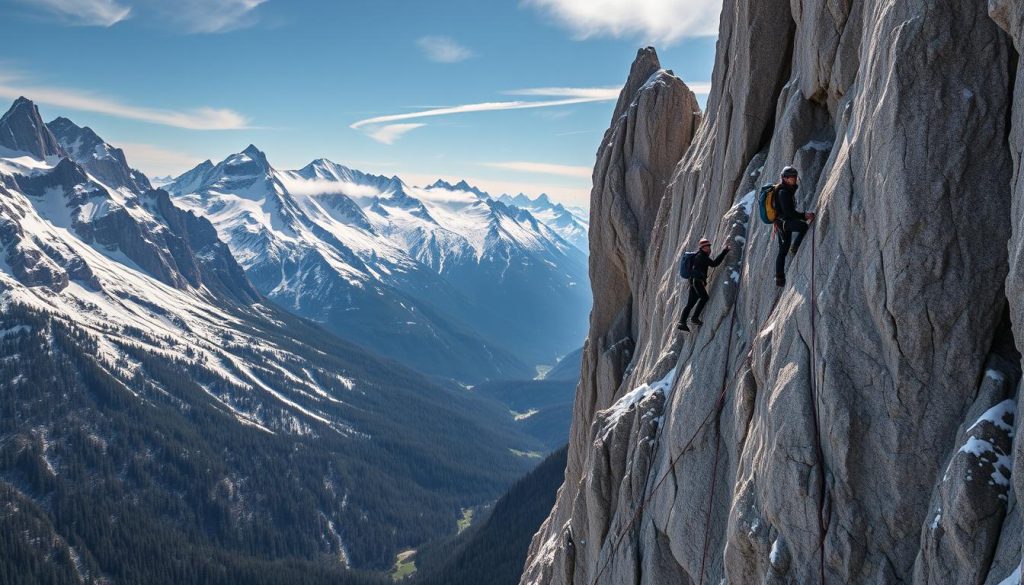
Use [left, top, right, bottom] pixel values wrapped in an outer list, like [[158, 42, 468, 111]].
[[589, 213, 783, 585], [696, 277, 743, 585], [808, 223, 830, 584]]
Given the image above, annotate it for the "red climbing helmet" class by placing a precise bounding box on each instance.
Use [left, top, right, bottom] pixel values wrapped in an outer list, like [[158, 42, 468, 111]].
[[698, 238, 711, 248]]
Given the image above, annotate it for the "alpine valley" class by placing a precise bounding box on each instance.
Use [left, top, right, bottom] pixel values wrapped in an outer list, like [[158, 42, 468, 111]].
[[0, 96, 585, 584]]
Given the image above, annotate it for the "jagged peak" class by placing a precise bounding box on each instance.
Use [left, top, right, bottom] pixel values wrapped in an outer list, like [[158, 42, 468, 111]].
[[47, 116, 78, 129], [297, 157, 350, 177], [306, 157, 344, 170], [218, 145, 272, 174], [241, 144, 266, 158], [48, 116, 109, 152], [42, 116, 153, 193], [486, 198, 543, 233], [456, 179, 490, 198], [0, 97, 65, 159], [2, 97, 39, 123], [3, 97, 39, 121], [427, 178, 489, 198], [610, 46, 663, 121]]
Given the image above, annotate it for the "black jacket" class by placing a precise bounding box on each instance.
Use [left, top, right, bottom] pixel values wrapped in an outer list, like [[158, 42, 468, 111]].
[[775, 183, 804, 221], [690, 248, 729, 280]]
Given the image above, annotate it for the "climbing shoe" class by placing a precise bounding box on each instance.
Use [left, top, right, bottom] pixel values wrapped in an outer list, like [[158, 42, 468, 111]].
[[677, 322, 690, 332], [691, 317, 704, 327], [775, 276, 786, 287]]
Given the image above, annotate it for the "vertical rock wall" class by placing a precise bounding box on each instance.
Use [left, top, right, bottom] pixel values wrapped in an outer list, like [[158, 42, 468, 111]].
[[523, 0, 1024, 583]]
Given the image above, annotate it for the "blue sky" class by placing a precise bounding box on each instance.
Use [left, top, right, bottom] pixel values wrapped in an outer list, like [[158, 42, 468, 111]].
[[0, 0, 719, 206]]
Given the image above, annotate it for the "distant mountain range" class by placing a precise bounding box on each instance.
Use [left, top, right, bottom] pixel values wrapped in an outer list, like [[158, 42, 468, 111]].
[[0, 97, 557, 582], [496, 192, 589, 252], [165, 147, 590, 381]]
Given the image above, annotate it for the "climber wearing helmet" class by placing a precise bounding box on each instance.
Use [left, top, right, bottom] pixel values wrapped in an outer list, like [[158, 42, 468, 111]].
[[677, 238, 730, 332], [774, 166, 815, 286]]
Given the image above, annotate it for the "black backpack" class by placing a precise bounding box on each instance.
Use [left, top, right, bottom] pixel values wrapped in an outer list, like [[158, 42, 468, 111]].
[[679, 252, 698, 279]]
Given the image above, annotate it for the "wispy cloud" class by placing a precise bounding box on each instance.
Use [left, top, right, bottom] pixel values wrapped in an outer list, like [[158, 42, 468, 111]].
[[15, 0, 267, 33], [350, 82, 710, 144], [116, 142, 204, 176], [350, 85, 626, 143], [523, 0, 722, 44], [504, 87, 622, 99], [555, 129, 601, 137], [0, 71, 250, 130], [366, 123, 426, 144], [17, 0, 131, 27], [417, 36, 474, 63], [155, 0, 268, 33], [481, 161, 591, 178], [351, 97, 605, 130]]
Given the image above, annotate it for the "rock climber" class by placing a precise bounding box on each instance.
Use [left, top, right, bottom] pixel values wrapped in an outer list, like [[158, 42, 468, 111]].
[[677, 238, 730, 332], [774, 166, 815, 286]]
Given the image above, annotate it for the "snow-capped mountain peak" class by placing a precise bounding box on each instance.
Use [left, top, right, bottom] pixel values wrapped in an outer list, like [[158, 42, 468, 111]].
[[166, 152, 590, 372], [47, 116, 152, 194], [0, 97, 65, 161], [221, 144, 274, 179], [427, 178, 489, 199], [496, 191, 589, 252], [453, 179, 488, 198]]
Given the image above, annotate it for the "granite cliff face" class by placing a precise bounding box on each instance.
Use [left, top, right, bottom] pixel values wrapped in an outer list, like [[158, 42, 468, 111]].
[[523, 0, 1024, 582]]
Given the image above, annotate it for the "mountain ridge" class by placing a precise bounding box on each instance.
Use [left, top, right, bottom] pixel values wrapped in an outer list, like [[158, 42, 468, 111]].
[[168, 145, 590, 375]]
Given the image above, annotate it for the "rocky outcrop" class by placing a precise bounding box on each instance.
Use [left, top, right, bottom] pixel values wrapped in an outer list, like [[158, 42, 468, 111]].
[[523, 0, 1024, 582], [144, 188, 261, 304], [0, 97, 64, 159], [521, 47, 702, 585], [991, 2, 1024, 583]]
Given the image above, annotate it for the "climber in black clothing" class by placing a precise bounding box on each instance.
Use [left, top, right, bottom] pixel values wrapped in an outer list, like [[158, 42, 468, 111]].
[[677, 238, 730, 332], [774, 166, 815, 286]]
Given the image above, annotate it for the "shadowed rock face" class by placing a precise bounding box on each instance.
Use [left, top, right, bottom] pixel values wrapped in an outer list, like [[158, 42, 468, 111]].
[[0, 97, 64, 160], [523, 0, 1024, 582]]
